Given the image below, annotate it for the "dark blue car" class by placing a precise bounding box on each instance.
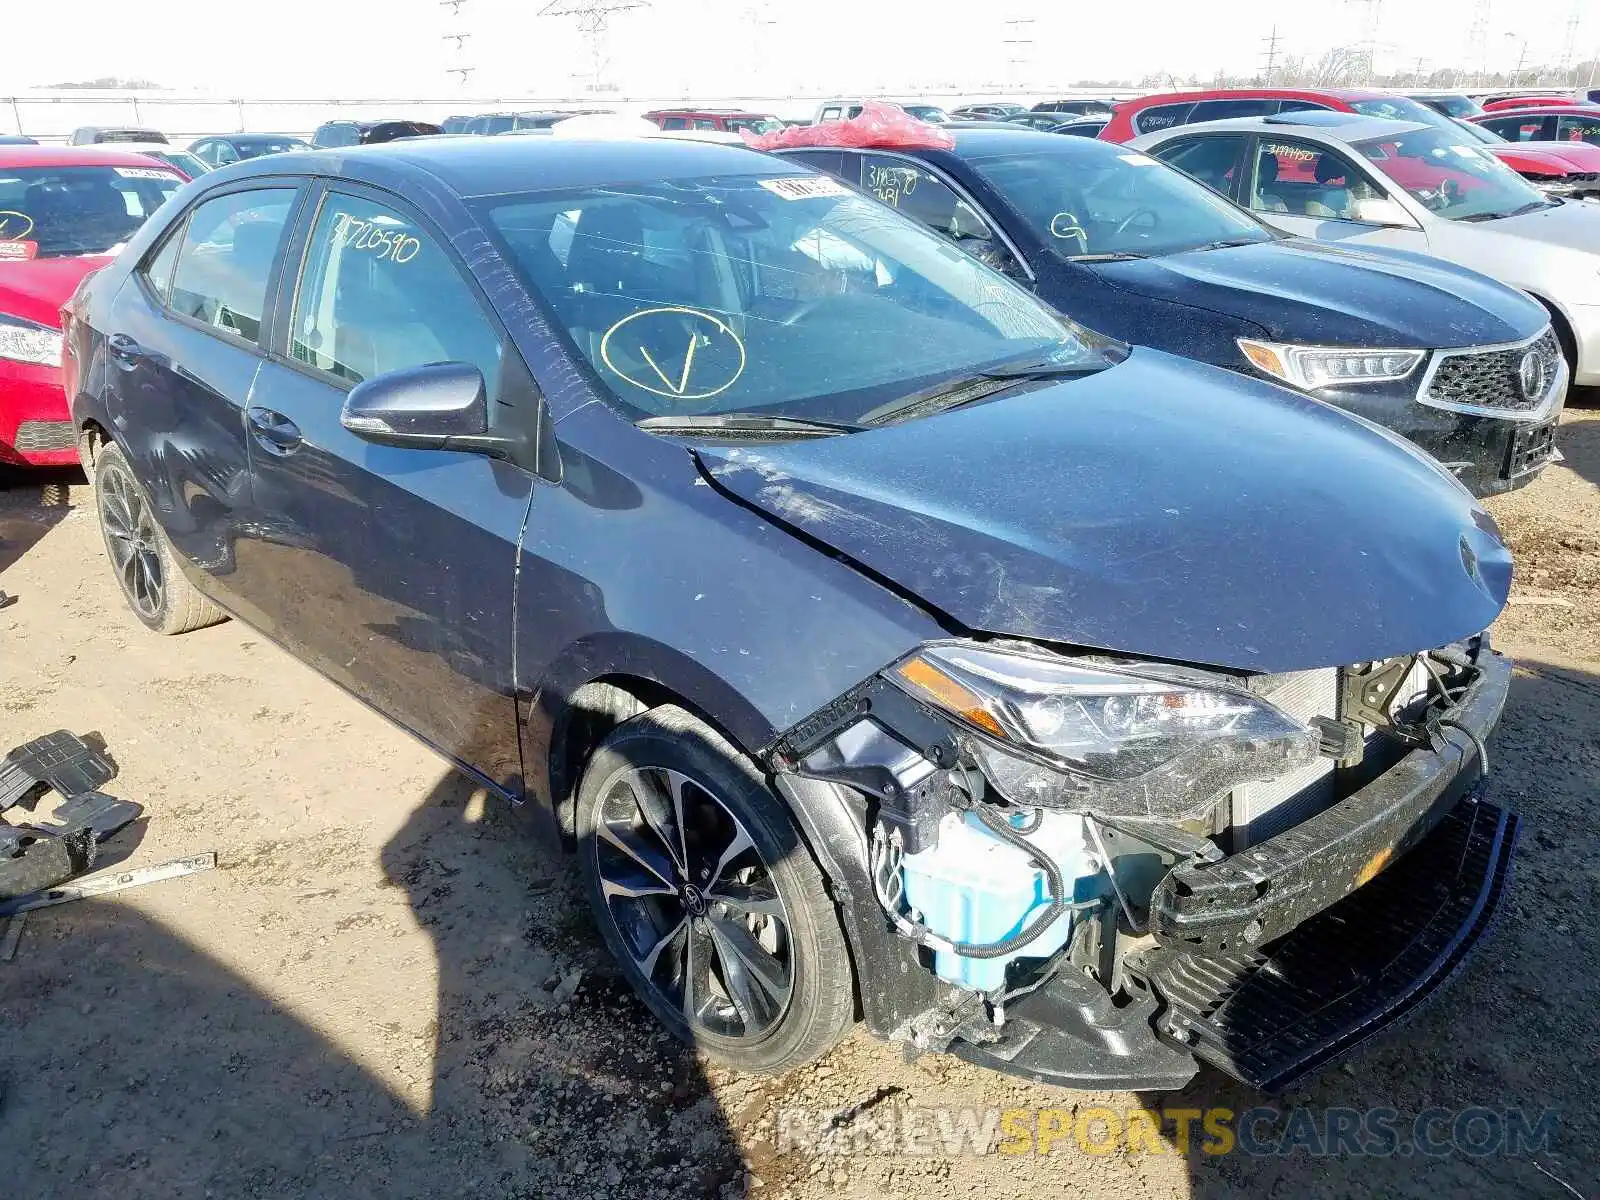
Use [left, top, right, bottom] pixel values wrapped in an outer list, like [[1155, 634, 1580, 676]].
[[66, 135, 1517, 1092], [775, 127, 1562, 497]]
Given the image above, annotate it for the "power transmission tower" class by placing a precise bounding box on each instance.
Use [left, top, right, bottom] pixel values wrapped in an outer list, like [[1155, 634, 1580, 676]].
[[1002, 16, 1036, 90], [1344, 0, 1383, 83], [1559, 2, 1581, 83], [538, 0, 649, 93], [1466, 0, 1490, 86], [1260, 26, 1281, 85]]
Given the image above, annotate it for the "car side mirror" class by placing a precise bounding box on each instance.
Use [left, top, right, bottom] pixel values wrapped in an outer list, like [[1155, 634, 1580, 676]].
[[341, 361, 516, 458], [1351, 197, 1417, 228]]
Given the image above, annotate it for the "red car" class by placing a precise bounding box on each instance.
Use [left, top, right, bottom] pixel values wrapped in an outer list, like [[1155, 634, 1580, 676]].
[[1097, 87, 1451, 143], [1480, 95, 1582, 112], [1100, 87, 1600, 199], [0, 146, 183, 469], [643, 108, 785, 136], [1471, 105, 1600, 146]]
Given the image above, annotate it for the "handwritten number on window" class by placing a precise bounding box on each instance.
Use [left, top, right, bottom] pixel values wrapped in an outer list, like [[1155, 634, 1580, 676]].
[[332, 212, 422, 265]]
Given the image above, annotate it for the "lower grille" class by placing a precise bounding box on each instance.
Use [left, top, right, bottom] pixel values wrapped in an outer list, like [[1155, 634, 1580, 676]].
[[1507, 419, 1558, 479], [1144, 792, 1516, 1092], [1422, 329, 1562, 415], [13, 420, 75, 452]]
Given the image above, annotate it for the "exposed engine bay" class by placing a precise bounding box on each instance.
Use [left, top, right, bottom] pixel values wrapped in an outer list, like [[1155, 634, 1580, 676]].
[[771, 635, 1513, 1091]]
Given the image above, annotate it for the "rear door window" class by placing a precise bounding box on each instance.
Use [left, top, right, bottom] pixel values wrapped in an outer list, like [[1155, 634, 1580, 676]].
[[1150, 134, 1247, 197], [162, 188, 296, 344], [1189, 99, 1277, 122], [1555, 115, 1600, 145], [776, 150, 846, 177], [1132, 102, 1196, 134], [1274, 99, 1332, 114], [1481, 116, 1553, 141], [660, 117, 689, 130], [854, 153, 1026, 280], [290, 192, 502, 390]]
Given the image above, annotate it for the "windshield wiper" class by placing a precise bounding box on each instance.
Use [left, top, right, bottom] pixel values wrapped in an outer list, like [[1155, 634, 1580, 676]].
[[1191, 236, 1267, 252], [1454, 200, 1550, 223], [859, 355, 1105, 427], [634, 413, 865, 438], [1069, 251, 1149, 262]]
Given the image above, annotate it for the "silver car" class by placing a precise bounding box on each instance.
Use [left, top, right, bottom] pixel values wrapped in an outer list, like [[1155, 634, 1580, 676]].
[[1131, 112, 1600, 387]]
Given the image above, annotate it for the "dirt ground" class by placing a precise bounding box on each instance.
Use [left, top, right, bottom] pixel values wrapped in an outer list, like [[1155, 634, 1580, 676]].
[[1, 409, 1597, 1200]]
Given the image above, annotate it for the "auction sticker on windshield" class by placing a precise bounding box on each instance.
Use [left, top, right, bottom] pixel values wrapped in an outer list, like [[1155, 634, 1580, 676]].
[[114, 167, 179, 181], [758, 176, 850, 201], [0, 239, 37, 261]]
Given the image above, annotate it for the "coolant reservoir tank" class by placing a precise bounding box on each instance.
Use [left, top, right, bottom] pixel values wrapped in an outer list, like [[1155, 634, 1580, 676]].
[[899, 809, 1094, 992]]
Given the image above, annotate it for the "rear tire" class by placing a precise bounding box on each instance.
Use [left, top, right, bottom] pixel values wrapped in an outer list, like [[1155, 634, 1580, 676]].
[[576, 704, 855, 1074], [93, 441, 226, 635]]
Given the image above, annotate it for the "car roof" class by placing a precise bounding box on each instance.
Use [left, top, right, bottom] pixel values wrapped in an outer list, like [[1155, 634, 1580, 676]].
[[1118, 87, 1390, 110], [0, 143, 191, 171], [217, 134, 804, 198], [1137, 112, 1432, 142], [225, 133, 309, 143], [647, 108, 772, 116], [1479, 104, 1600, 117]]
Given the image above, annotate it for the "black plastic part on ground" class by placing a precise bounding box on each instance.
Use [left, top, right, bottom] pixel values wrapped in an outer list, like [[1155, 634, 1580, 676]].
[[1141, 791, 1517, 1093], [0, 731, 117, 811], [0, 732, 137, 900]]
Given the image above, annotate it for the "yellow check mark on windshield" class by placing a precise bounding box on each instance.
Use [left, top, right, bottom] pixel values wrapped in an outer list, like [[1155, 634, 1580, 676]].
[[638, 332, 700, 397]]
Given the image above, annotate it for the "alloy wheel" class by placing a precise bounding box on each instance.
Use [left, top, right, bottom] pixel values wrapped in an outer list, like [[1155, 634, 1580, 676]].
[[591, 766, 794, 1041], [99, 462, 164, 620]]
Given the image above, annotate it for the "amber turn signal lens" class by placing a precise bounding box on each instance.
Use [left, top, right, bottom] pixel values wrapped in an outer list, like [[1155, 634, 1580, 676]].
[[893, 656, 1008, 738]]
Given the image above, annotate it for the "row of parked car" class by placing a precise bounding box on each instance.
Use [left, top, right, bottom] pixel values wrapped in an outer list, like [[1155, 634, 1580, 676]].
[[19, 115, 1555, 1094], [2, 87, 1596, 487]]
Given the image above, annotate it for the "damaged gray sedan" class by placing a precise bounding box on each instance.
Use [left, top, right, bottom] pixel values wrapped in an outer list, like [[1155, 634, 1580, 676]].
[[66, 134, 1515, 1091]]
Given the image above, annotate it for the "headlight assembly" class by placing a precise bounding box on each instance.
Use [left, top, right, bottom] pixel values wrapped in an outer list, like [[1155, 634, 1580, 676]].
[[887, 642, 1320, 821], [0, 313, 63, 368], [1238, 338, 1425, 392]]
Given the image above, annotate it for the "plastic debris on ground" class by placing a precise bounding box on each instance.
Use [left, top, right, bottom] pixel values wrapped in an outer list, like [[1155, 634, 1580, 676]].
[[0, 731, 138, 902], [743, 101, 956, 152]]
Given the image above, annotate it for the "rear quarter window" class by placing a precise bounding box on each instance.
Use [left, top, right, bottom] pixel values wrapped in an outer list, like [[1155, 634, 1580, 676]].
[[1133, 103, 1197, 134]]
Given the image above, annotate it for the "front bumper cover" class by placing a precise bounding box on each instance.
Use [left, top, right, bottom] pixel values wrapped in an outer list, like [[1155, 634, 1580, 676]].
[[1148, 649, 1509, 953], [942, 649, 1514, 1092]]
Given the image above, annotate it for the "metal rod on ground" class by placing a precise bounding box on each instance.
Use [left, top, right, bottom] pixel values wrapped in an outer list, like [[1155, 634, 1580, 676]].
[[0, 852, 217, 918]]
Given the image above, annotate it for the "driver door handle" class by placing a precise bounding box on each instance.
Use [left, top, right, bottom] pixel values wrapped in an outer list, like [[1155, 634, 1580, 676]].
[[246, 406, 303, 455]]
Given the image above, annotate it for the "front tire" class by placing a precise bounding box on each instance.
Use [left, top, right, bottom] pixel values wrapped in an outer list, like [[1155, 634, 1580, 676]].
[[93, 441, 225, 635], [576, 705, 855, 1074]]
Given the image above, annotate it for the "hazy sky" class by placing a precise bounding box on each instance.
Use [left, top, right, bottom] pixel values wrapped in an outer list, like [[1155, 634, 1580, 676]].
[[17, 0, 1595, 98]]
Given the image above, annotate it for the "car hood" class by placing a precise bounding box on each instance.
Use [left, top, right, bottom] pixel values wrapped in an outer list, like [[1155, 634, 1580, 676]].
[[1470, 196, 1600, 252], [1490, 142, 1600, 174], [0, 255, 112, 328], [1087, 237, 1539, 348], [697, 350, 1511, 675]]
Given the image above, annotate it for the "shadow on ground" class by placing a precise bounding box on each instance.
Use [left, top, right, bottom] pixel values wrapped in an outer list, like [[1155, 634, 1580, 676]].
[[1553, 409, 1599, 491], [0, 769, 743, 1200]]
